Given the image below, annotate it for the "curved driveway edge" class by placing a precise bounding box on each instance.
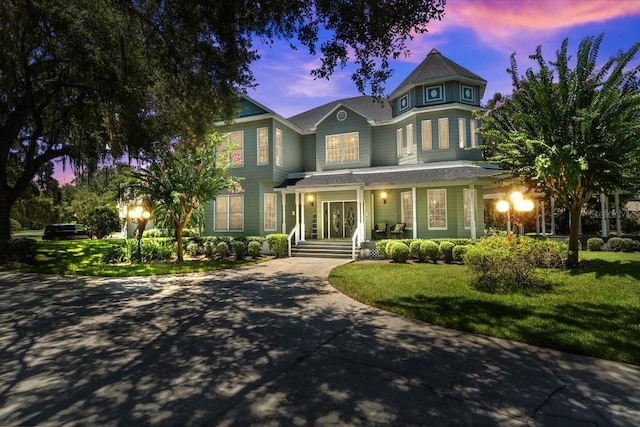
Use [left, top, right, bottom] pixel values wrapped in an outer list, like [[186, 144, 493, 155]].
[[1, 258, 638, 426]]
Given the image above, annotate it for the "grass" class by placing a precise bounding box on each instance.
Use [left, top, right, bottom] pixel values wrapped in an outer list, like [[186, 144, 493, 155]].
[[18, 239, 263, 276], [329, 251, 640, 365]]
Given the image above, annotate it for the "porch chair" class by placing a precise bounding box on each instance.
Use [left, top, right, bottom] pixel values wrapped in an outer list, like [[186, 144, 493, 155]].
[[374, 222, 388, 239], [389, 223, 406, 239]]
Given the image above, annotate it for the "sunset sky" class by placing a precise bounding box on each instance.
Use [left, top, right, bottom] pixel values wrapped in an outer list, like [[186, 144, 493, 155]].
[[55, 0, 640, 184]]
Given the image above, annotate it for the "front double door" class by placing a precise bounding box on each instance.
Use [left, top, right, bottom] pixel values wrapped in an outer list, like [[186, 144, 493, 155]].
[[324, 201, 357, 239]]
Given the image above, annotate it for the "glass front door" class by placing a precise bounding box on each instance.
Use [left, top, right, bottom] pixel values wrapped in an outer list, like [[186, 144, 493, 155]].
[[325, 201, 357, 238]]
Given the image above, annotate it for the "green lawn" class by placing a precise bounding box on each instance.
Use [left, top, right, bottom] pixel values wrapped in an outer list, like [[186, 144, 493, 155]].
[[19, 239, 262, 276], [329, 251, 640, 365]]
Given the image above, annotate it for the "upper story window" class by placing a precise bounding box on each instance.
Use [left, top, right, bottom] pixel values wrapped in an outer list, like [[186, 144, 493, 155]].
[[275, 128, 283, 167], [219, 130, 244, 167], [461, 85, 475, 103], [424, 84, 444, 103], [459, 118, 467, 148], [326, 132, 359, 164], [396, 128, 403, 157], [257, 127, 269, 165], [406, 123, 414, 154], [399, 94, 410, 112], [470, 119, 479, 148], [421, 120, 432, 151], [438, 118, 449, 149]]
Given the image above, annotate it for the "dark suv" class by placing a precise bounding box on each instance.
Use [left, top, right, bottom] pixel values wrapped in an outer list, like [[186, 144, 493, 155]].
[[42, 224, 90, 240]]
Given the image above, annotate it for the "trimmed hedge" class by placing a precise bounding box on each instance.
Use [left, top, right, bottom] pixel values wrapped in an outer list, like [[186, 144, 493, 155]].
[[587, 237, 604, 251], [266, 233, 288, 257], [389, 242, 410, 263]]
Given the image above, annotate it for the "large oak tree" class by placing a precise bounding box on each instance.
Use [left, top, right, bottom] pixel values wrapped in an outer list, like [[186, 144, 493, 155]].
[[479, 35, 640, 267], [0, 0, 446, 239]]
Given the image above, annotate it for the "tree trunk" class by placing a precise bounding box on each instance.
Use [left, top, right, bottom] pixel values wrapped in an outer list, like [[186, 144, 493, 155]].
[[567, 204, 582, 268], [175, 225, 184, 263], [0, 191, 14, 240]]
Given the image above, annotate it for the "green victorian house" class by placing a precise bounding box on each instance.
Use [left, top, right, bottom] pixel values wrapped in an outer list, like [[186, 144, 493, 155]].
[[204, 49, 499, 251]]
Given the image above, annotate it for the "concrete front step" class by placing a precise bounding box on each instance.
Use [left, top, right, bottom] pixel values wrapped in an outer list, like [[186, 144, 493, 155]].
[[291, 240, 356, 258]]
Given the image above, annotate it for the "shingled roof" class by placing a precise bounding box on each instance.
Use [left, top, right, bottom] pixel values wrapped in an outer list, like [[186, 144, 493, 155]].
[[389, 48, 486, 99], [286, 162, 501, 189], [287, 96, 393, 132]]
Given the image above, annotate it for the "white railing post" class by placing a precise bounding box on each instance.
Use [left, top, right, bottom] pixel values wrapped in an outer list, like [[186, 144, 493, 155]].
[[287, 224, 298, 257], [351, 222, 363, 260]]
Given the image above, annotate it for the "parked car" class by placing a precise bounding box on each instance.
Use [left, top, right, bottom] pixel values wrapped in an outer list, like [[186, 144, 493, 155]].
[[42, 224, 90, 240]]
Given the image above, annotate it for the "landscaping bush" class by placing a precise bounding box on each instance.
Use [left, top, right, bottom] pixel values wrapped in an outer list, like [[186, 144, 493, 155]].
[[375, 239, 390, 258], [607, 237, 624, 252], [140, 239, 175, 261], [389, 242, 410, 263], [216, 241, 230, 258], [143, 229, 166, 238], [420, 240, 439, 264], [0, 238, 38, 265], [186, 241, 201, 257], [587, 237, 604, 251], [439, 241, 455, 263], [84, 206, 121, 239], [622, 238, 636, 253], [101, 243, 129, 263], [464, 236, 554, 293], [233, 240, 247, 260], [10, 218, 22, 234], [409, 240, 423, 261], [248, 240, 262, 258], [452, 244, 469, 263], [266, 233, 288, 258], [632, 239, 640, 253], [203, 238, 217, 258]]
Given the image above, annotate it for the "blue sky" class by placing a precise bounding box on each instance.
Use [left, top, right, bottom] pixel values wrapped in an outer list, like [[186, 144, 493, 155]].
[[247, 0, 640, 118], [55, 0, 640, 184]]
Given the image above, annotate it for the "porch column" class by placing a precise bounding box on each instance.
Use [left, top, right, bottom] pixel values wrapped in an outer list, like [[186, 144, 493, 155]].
[[535, 200, 541, 234], [615, 191, 622, 236], [281, 193, 287, 233], [469, 184, 477, 243], [300, 192, 306, 241], [358, 188, 365, 242], [412, 187, 417, 239], [541, 200, 547, 234], [295, 192, 300, 242], [600, 193, 608, 238], [550, 196, 556, 235]]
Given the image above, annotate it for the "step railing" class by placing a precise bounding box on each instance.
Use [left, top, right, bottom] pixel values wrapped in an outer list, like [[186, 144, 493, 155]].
[[351, 222, 364, 260], [287, 224, 298, 257]]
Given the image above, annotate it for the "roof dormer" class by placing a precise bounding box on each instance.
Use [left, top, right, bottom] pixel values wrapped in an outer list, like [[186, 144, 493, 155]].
[[389, 48, 487, 117]]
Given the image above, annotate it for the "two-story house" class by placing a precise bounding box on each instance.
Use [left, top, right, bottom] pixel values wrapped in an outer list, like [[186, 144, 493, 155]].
[[204, 48, 500, 244]]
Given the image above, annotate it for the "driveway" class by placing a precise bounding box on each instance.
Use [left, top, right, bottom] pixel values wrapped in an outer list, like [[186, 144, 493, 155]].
[[1, 258, 639, 426]]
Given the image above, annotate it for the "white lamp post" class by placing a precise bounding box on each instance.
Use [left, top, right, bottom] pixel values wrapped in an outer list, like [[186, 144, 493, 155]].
[[496, 191, 534, 235]]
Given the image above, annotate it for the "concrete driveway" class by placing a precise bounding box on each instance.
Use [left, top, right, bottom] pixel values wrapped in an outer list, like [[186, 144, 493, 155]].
[[1, 258, 639, 426]]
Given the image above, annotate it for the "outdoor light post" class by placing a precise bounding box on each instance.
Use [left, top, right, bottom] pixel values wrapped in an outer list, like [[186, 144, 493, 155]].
[[128, 204, 151, 262], [496, 191, 534, 235]]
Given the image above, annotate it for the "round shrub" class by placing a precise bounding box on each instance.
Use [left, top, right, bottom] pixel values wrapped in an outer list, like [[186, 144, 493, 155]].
[[216, 241, 230, 258], [186, 241, 201, 257], [389, 242, 410, 263], [632, 239, 640, 253], [409, 240, 423, 260], [439, 241, 455, 263], [621, 238, 635, 253], [587, 237, 604, 251], [452, 244, 469, 263], [266, 234, 288, 257], [233, 240, 247, 260], [248, 240, 262, 258], [607, 237, 624, 252], [385, 241, 396, 259], [420, 240, 439, 264]]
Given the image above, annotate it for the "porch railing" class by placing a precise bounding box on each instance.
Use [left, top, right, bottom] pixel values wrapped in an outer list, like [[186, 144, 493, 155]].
[[287, 224, 298, 257], [351, 222, 363, 260]]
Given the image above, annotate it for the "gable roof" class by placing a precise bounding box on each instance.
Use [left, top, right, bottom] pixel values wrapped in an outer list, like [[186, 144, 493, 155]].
[[389, 48, 487, 99], [287, 96, 393, 131]]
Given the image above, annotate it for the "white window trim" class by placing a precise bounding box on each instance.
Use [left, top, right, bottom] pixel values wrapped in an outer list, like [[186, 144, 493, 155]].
[[222, 130, 244, 168], [399, 93, 410, 112], [275, 128, 283, 167], [428, 189, 448, 230], [325, 132, 359, 164], [459, 118, 466, 149], [396, 128, 404, 157], [438, 118, 449, 150], [406, 123, 414, 154], [463, 188, 477, 230], [214, 194, 244, 231], [257, 127, 269, 166], [461, 84, 475, 103], [264, 193, 277, 231], [421, 119, 432, 151]]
